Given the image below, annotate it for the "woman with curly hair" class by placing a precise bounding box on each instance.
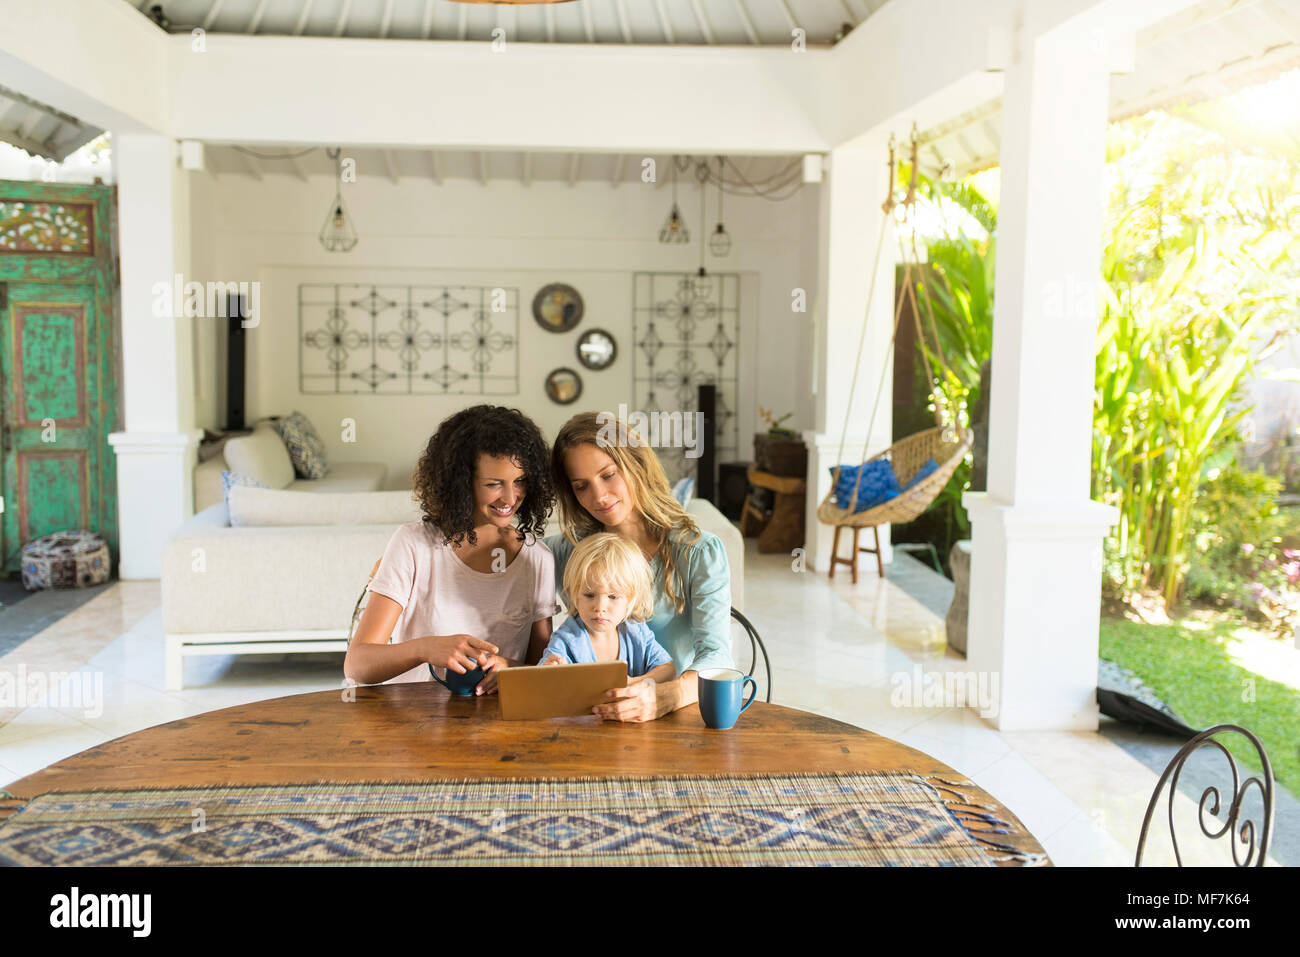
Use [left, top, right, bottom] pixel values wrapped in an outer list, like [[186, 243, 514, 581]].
[[344, 405, 560, 691], [547, 411, 734, 722]]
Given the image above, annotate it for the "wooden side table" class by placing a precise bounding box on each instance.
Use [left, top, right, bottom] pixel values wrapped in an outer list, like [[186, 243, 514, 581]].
[[745, 466, 806, 554]]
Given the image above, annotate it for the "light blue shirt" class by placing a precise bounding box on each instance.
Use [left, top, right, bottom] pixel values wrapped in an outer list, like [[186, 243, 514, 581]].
[[543, 530, 734, 676], [543, 616, 673, 678]]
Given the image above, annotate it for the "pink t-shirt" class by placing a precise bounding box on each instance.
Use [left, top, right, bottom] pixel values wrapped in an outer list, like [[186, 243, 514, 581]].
[[366, 521, 561, 683]]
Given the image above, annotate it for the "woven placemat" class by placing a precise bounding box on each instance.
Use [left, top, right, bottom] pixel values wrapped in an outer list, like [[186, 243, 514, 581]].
[[0, 772, 1044, 866]]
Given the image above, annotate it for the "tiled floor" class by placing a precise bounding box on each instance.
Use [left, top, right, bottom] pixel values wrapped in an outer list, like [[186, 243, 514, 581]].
[[0, 542, 1283, 867]]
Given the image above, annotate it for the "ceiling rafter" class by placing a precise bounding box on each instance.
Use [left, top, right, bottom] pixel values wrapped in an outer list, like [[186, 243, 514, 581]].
[[734, 0, 761, 44], [458, 3, 468, 40], [0, 125, 57, 162], [689, 0, 716, 44], [286, 154, 308, 181], [568, 153, 581, 186], [615, 0, 634, 43], [776, 0, 800, 32], [235, 149, 263, 180], [380, 149, 400, 183], [611, 153, 627, 187], [379, 0, 394, 39], [545, 5, 556, 42], [332, 0, 352, 38], [476, 151, 488, 186], [202, 0, 225, 31], [248, 0, 270, 34], [582, 2, 595, 43], [293, 0, 314, 36], [422, 0, 435, 39], [653, 0, 675, 43], [428, 150, 443, 185]]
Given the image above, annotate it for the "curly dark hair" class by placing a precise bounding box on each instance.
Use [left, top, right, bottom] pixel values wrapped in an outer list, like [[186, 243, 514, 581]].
[[413, 405, 554, 546]]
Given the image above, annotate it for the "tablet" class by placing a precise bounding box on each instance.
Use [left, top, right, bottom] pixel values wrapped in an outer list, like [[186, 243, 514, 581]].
[[497, 661, 629, 720]]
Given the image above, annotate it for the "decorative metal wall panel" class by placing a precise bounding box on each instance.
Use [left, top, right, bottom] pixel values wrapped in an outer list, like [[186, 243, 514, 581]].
[[632, 272, 739, 485], [299, 283, 518, 395]]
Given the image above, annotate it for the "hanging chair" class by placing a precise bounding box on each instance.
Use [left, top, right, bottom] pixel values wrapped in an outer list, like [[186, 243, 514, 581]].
[[818, 130, 973, 580]]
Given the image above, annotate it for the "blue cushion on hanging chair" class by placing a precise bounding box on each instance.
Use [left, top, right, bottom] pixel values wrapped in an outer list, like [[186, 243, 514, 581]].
[[831, 460, 901, 513], [901, 457, 940, 492]]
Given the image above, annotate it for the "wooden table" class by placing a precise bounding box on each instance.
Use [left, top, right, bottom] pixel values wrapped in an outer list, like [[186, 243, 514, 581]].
[[4, 685, 1047, 865]]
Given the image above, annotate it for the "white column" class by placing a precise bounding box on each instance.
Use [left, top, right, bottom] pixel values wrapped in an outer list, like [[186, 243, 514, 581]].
[[803, 139, 896, 573], [963, 15, 1121, 730], [109, 133, 200, 580]]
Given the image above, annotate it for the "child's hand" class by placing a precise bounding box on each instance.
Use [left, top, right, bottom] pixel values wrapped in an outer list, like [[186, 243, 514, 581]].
[[541, 655, 563, 666], [475, 653, 510, 695]]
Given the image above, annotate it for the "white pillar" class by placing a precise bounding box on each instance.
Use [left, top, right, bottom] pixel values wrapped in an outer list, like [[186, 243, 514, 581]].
[[109, 133, 200, 579], [963, 14, 1121, 730], [804, 139, 896, 573]]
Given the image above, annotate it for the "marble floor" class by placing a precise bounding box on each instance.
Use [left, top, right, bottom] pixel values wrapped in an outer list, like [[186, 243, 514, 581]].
[[0, 539, 1283, 867]]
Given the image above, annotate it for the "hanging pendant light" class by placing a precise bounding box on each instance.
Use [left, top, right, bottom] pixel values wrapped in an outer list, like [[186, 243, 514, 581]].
[[658, 155, 690, 244], [691, 159, 712, 301], [709, 156, 732, 257], [320, 147, 358, 253]]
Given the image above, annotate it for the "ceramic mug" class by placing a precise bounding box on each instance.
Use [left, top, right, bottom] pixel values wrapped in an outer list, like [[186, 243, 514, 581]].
[[428, 659, 486, 696], [698, 668, 758, 730]]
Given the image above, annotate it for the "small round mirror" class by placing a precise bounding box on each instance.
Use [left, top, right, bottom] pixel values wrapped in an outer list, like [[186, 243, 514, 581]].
[[576, 329, 617, 371], [545, 367, 583, 405]]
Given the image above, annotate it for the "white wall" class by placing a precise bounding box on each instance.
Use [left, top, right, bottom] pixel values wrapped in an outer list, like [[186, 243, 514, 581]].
[[188, 169, 817, 490]]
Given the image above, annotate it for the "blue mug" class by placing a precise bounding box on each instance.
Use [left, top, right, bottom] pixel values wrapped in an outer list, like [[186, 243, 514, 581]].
[[428, 659, 486, 696], [698, 668, 758, 730]]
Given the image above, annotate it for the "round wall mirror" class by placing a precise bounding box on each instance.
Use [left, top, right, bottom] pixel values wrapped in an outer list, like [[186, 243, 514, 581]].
[[545, 367, 583, 405], [532, 283, 584, 333], [576, 329, 617, 370]]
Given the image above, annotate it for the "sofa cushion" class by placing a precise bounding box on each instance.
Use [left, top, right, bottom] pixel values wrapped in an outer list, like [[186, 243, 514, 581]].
[[223, 427, 296, 490], [228, 486, 423, 528], [277, 410, 329, 480], [287, 461, 387, 494], [221, 469, 269, 508]]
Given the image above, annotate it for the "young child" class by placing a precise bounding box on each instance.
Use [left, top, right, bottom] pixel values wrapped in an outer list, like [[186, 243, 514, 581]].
[[541, 533, 677, 683]]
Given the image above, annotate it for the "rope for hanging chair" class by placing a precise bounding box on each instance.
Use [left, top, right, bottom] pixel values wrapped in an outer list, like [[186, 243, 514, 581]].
[[819, 132, 972, 530]]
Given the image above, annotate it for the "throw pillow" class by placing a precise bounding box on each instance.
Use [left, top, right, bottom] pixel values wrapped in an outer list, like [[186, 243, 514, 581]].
[[901, 458, 940, 492], [831, 460, 901, 513], [223, 428, 296, 489], [671, 476, 695, 508], [221, 470, 270, 510], [276, 410, 329, 480]]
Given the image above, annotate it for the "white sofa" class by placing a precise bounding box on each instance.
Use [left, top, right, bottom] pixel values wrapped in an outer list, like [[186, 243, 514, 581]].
[[193, 420, 387, 512], [161, 490, 743, 689]]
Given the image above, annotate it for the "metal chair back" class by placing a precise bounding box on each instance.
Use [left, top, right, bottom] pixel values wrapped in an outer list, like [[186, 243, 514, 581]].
[[1135, 723, 1274, 867], [730, 607, 772, 703]]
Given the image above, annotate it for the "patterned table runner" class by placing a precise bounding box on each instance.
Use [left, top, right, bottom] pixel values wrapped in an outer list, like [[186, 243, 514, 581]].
[[0, 771, 1044, 866]]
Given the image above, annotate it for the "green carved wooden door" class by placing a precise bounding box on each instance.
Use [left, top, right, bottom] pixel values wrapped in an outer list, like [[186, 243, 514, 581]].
[[0, 183, 120, 573]]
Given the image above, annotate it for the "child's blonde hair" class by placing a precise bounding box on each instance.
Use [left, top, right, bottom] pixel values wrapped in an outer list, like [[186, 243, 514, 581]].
[[562, 533, 655, 623]]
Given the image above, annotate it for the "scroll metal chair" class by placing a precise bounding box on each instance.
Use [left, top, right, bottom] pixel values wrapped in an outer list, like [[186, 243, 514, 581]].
[[346, 558, 383, 647], [730, 607, 772, 704], [1134, 724, 1274, 867]]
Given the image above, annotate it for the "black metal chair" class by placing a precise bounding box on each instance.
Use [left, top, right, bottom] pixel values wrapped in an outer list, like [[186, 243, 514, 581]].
[[730, 607, 771, 703], [1135, 724, 1275, 867]]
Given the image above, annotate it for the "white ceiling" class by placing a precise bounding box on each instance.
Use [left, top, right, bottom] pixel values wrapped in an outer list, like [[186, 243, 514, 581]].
[[124, 0, 889, 45], [920, 0, 1300, 176]]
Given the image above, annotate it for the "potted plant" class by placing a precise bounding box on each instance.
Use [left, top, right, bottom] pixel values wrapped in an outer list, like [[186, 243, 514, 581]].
[[754, 408, 807, 477]]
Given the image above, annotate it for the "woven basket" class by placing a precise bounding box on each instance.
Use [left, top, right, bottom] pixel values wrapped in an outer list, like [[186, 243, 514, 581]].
[[817, 426, 972, 528]]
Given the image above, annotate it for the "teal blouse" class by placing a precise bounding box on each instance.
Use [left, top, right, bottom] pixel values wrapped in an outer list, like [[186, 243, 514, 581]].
[[542, 530, 735, 676]]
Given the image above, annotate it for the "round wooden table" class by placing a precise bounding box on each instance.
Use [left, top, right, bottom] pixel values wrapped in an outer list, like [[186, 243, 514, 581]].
[[4, 685, 1048, 865]]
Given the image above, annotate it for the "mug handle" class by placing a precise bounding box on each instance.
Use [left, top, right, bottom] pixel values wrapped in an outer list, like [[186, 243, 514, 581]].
[[427, 658, 476, 691], [739, 676, 758, 714]]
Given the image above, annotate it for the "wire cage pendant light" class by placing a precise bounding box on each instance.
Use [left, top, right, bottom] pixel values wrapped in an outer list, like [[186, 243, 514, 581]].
[[710, 156, 732, 257], [691, 159, 712, 301], [320, 147, 358, 253], [658, 156, 690, 244]]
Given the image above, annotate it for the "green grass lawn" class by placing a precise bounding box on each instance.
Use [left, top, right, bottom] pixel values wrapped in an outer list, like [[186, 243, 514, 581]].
[[1099, 612, 1300, 798]]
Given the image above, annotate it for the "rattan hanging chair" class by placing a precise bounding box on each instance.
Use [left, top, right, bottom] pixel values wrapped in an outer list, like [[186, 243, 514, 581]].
[[818, 130, 972, 581]]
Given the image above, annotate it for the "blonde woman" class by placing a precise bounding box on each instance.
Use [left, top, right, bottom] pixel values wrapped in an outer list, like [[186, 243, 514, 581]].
[[540, 533, 676, 684], [547, 412, 734, 722]]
